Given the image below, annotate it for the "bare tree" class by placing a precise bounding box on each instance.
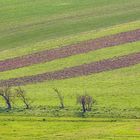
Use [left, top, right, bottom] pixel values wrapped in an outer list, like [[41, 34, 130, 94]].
[[15, 87, 31, 109], [53, 88, 64, 108], [77, 95, 86, 112], [86, 95, 94, 111], [0, 86, 14, 109], [77, 94, 95, 112]]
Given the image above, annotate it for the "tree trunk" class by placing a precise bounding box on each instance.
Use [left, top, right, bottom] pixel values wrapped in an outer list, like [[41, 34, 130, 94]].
[[5, 99, 11, 109], [60, 102, 64, 108], [25, 102, 30, 109], [82, 103, 86, 112]]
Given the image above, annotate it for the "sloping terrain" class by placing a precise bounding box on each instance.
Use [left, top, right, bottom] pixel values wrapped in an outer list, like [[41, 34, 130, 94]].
[[0, 0, 140, 116], [1, 0, 140, 50], [0, 50, 140, 87], [0, 0, 140, 139], [0, 29, 139, 72], [0, 41, 140, 80]]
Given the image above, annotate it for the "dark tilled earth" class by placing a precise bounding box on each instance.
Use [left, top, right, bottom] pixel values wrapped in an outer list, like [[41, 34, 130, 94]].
[[0, 29, 140, 72], [0, 52, 140, 87]]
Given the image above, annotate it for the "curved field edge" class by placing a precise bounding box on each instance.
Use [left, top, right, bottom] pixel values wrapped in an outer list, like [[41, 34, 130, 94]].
[[0, 20, 140, 61], [0, 52, 140, 87], [0, 116, 139, 140], [0, 41, 140, 80]]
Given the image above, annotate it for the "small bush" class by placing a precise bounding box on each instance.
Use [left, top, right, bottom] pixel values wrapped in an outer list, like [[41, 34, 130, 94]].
[[77, 94, 95, 113]]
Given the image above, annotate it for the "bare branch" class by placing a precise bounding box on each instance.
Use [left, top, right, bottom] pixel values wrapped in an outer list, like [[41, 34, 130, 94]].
[[15, 87, 31, 109]]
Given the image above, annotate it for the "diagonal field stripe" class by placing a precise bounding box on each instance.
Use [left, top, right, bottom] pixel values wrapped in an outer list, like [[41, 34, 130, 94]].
[[0, 29, 140, 72], [0, 51, 140, 87]]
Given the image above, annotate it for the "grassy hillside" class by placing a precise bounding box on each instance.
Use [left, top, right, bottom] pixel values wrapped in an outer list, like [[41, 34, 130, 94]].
[[0, 20, 139, 60], [0, 41, 140, 80], [0, 0, 140, 139], [16, 63, 139, 118], [0, 0, 140, 50], [0, 0, 139, 118]]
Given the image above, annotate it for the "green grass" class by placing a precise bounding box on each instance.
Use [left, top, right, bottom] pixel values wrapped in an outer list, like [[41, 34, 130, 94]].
[[0, 41, 140, 80], [0, 116, 139, 140], [0, 0, 139, 117], [0, 0, 140, 139], [0, 20, 140, 61], [0, 0, 140, 53], [0, 58, 140, 118], [5, 62, 137, 118]]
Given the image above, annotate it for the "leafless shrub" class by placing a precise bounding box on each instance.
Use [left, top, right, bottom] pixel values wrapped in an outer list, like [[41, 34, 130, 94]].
[[15, 87, 31, 109], [53, 88, 64, 108], [77, 94, 95, 112]]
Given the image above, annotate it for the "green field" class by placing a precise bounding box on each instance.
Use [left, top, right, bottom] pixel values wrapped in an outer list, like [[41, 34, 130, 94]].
[[0, 0, 139, 51], [0, 20, 140, 61], [0, 0, 140, 139], [0, 116, 140, 140]]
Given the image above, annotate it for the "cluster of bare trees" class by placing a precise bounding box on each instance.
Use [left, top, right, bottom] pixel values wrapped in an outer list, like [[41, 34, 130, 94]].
[[0, 86, 31, 110], [53, 88, 95, 113], [0, 85, 95, 113]]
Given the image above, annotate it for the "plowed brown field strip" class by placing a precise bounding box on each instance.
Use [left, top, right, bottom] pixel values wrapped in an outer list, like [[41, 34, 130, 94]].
[[0, 52, 140, 87], [0, 29, 140, 72]]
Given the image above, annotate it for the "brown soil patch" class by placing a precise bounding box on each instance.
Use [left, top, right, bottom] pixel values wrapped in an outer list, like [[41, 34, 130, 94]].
[[0, 29, 140, 72], [0, 52, 140, 87]]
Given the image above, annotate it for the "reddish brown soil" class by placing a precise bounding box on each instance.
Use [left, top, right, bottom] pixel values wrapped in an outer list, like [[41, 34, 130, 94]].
[[0, 29, 140, 72], [0, 52, 140, 87]]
